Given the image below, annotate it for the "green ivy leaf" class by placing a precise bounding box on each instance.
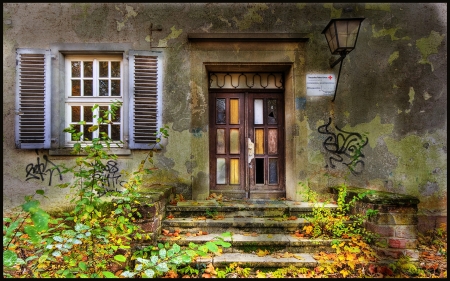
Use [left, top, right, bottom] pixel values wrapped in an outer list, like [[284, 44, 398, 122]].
[[3, 250, 18, 267], [78, 261, 87, 271], [144, 269, 155, 278], [156, 262, 169, 273], [31, 209, 50, 231], [114, 254, 127, 262], [206, 241, 219, 253], [102, 271, 117, 278], [24, 225, 40, 244], [159, 248, 167, 259], [21, 200, 39, 213]]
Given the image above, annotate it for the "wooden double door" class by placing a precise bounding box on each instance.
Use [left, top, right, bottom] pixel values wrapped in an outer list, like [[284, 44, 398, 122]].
[[209, 91, 285, 199]]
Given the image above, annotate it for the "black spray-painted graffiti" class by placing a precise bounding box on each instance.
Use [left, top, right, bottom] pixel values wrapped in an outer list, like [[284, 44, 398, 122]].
[[26, 153, 63, 186], [318, 117, 368, 175], [95, 160, 127, 197]]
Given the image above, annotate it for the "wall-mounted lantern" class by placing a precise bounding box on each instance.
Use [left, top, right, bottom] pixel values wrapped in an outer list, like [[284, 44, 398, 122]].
[[322, 18, 365, 102]]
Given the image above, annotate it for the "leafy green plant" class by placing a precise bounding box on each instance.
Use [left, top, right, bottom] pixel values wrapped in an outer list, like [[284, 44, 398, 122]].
[[4, 101, 170, 278], [300, 184, 378, 242], [123, 239, 231, 278], [205, 208, 219, 219], [3, 190, 50, 273]]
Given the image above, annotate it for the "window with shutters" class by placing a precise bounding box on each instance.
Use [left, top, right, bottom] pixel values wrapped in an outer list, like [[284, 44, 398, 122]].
[[15, 47, 164, 151], [65, 55, 124, 146]]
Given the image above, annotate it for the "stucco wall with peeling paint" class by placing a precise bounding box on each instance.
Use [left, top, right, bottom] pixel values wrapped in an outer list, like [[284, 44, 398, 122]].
[[3, 3, 447, 230]]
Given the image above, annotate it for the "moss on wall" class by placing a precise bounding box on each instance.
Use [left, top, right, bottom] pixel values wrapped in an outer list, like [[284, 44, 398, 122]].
[[342, 114, 394, 150], [416, 30, 445, 71], [383, 132, 447, 206]]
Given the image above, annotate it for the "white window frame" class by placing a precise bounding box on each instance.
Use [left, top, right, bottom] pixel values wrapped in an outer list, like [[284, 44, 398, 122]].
[[64, 55, 124, 147]]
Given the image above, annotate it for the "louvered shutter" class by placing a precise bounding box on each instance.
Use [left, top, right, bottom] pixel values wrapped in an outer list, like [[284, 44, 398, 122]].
[[15, 49, 51, 149], [128, 50, 163, 149]]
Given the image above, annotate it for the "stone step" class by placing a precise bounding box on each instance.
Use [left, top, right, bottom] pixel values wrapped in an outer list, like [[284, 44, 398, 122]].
[[157, 232, 338, 254], [161, 217, 312, 234], [196, 252, 318, 269], [166, 199, 338, 218]]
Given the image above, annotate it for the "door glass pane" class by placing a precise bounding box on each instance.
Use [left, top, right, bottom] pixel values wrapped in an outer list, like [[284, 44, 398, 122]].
[[230, 158, 239, 184], [216, 158, 226, 184], [230, 128, 240, 154], [268, 129, 278, 154], [255, 158, 264, 184], [255, 129, 264, 154], [216, 129, 225, 154], [254, 99, 263, 124], [269, 158, 278, 184], [216, 98, 226, 124], [230, 99, 239, 124], [267, 99, 277, 124]]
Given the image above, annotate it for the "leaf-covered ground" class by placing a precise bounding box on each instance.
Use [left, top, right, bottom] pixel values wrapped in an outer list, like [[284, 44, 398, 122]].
[[4, 220, 446, 278]]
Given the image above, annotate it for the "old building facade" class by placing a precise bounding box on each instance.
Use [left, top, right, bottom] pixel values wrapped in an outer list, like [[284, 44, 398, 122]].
[[3, 3, 447, 232]]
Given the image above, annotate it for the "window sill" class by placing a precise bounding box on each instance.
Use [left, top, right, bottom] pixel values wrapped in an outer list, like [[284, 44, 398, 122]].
[[48, 148, 132, 156]]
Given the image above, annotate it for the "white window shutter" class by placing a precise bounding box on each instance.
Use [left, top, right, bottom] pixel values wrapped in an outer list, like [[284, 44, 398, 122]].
[[15, 49, 51, 149], [128, 50, 163, 149]]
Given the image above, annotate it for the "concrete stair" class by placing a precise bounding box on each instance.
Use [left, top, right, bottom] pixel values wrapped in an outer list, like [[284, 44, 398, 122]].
[[157, 199, 341, 269]]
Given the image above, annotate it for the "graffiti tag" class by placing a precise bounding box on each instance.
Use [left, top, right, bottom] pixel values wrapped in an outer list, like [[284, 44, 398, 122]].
[[25, 154, 63, 186], [318, 117, 368, 175], [95, 160, 126, 197]]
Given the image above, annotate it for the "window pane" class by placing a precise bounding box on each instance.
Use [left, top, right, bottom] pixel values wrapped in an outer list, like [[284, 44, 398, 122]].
[[255, 158, 264, 184], [269, 158, 278, 184], [111, 80, 120, 96], [83, 126, 92, 141], [254, 99, 263, 124], [99, 61, 108, 77], [99, 124, 108, 139], [71, 80, 80, 96], [230, 128, 240, 154], [267, 99, 277, 124], [71, 61, 80, 77], [216, 98, 226, 124], [230, 158, 239, 184], [111, 61, 120, 77], [100, 106, 108, 119], [111, 124, 120, 140], [216, 158, 226, 184], [84, 80, 93, 96], [84, 61, 93, 77], [112, 107, 120, 122], [99, 80, 109, 96], [268, 129, 278, 154], [216, 129, 225, 154], [255, 128, 264, 154], [84, 106, 93, 122], [230, 99, 239, 124], [72, 106, 81, 122], [72, 125, 80, 141]]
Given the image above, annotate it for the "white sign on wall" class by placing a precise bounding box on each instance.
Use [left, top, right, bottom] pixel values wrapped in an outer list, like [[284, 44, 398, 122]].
[[306, 74, 336, 96]]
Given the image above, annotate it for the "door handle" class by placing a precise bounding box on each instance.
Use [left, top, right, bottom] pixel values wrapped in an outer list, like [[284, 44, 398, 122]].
[[248, 138, 254, 164]]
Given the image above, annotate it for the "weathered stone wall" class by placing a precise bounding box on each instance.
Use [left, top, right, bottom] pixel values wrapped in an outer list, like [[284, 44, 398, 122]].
[[330, 186, 420, 261], [3, 3, 447, 231]]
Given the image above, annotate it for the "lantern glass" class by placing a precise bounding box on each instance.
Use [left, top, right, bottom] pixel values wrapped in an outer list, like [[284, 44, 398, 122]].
[[322, 18, 364, 55]]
